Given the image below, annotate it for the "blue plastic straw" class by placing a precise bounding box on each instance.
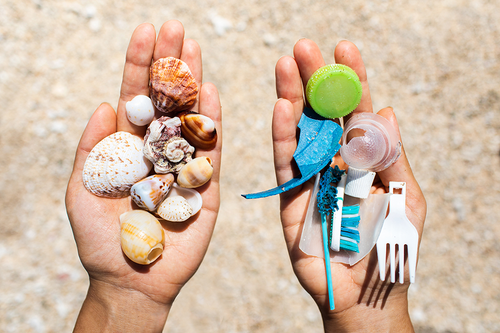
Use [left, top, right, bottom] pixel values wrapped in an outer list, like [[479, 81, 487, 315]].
[[321, 213, 335, 310]]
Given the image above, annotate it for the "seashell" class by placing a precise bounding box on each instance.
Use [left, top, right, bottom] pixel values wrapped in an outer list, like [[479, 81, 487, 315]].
[[143, 116, 195, 174], [157, 196, 193, 222], [82, 132, 153, 198], [126, 95, 155, 126], [130, 173, 175, 211], [179, 112, 217, 149], [177, 156, 213, 189], [167, 183, 203, 215], [150, 57, 198, 116], [120, 210, 165, 265]]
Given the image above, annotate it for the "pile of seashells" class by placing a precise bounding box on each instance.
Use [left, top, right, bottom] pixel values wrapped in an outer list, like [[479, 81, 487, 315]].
[[82, 57, 217, 265]]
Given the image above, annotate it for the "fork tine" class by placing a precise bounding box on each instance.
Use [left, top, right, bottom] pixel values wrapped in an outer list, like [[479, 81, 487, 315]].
[[377, 242, 387, 281], [399, 244, 405, 284], [390, 243, 396, 283], [407, 243, 418, 283]]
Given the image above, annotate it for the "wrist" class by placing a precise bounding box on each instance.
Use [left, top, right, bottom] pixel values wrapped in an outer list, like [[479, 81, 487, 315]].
[[74, 279, 171, 333], [322, 293, 414, 333]]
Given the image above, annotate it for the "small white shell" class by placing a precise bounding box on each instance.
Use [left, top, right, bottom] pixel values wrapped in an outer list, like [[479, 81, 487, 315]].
[[126, 95, 155, 126], [120, 210, 165, 265], [82, 132, 153, 198], [157, 196, 193, 222], [130, 174, 174, 211], [177, 156, 213, 188], [168, 183, 203, 215]]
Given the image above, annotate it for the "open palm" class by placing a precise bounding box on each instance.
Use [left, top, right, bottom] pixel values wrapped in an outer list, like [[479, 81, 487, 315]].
[[65, 20, 221, 310], [272, 39, 426, 325]]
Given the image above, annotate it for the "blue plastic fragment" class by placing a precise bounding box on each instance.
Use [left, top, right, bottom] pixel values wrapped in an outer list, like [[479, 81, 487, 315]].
[[242, 108, 343, 199]]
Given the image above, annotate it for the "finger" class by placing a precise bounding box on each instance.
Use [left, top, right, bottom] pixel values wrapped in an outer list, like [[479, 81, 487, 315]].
[[276, 55, 304, 124], [153, 20, 185, 61], [272, 98, 299, 186], [375, 107, 427, 229], [293, 39, 326, 91], [180, 39, 202, 112], [334, 40, 373, 116], [117, 23, 156, 135], [69, 103, 118, 183]]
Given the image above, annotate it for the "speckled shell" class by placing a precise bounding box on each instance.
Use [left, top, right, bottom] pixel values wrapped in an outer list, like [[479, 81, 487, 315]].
[[82, 132, 153, 198], [143, 116, 195, 174], [150, 57, 198, 116], [177, 157, 213, 189], [126, 95, 155, 126], [130, 174, 175, 211], [120, 210, 165, 265], [157, 196, 193, 222], [180, 112, 217, 149], [167, 183, 203, 215]]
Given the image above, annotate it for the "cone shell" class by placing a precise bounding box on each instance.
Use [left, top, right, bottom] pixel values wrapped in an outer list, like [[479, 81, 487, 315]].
[[130, 174, 175, 211], [150, 57, 198, 116], [177, 157, 213, 189], [157, 196, 193, 222], [180, 112, 217, 149], [120, 210, 165, 265], [82, 132, 153, 198]]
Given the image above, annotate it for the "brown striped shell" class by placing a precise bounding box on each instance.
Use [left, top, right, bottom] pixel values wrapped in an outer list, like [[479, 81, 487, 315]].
[[150, 57, 198, 116], [179, 112, 217, 149]]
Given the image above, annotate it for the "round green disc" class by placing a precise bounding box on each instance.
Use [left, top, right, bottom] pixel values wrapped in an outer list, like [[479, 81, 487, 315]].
[[306, 64, 362, 119]]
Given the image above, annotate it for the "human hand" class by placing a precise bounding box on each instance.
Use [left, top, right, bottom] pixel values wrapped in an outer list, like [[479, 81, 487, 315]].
[[65, 20, 221, 332], [272, 39, 426, 332]]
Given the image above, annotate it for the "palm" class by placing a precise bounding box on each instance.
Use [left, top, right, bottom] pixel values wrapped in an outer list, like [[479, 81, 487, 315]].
[[65, 21, 221, 305], [273, 39, 426, 314]]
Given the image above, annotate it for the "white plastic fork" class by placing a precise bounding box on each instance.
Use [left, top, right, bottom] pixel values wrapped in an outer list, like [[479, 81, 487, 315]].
[[376, 182, 419, 284]]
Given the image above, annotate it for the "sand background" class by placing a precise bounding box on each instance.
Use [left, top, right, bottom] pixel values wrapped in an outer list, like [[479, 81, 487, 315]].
[[1, 0, 500, 332]]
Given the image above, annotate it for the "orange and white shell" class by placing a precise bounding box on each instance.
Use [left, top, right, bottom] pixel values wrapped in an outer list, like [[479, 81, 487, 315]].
[[177, 157, 213, 189], [130, 174, 174, 211], [180, 112, 217, 149], [82, 132, 153, 198], [120, 210, 165, 265], [150, 57, 198, 116]]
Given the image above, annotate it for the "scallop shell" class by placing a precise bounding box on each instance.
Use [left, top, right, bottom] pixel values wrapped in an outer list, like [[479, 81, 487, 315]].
[[168, 183, 203, 215], [120, 210, 165, 265], [130, 173, 175, 211], [82, 132, 153, 198], [177, 157, 213, 188], [157, 196, 193, 222], [180, 112, 217, 149], [126, 95, 155, 126], [143, 117, 195, 174], [150, 57, 198, 116]]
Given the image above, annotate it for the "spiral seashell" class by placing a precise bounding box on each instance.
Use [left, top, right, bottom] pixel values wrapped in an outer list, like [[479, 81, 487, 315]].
[[130, 174, 175, 211], [126, 95, 155, 126], [120, 210, 165, 265], [157, 196, 193, 222], [150, 57, 198, 116], [143, 116, 195, 174], [179, 112, 217, 149], [177, 157, 213, 189], [82, 132, 153, 198]]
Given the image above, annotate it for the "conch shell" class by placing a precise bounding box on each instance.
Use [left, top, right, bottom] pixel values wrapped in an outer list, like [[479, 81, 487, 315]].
[[177, 157, 213, 188], [82, 132, 153, 198], [180, 112, 217, 149], [143, 116, 195, 173], [130, 174, 174, 211], [120, 210, 165, 265], [150, 57, 198, 116]]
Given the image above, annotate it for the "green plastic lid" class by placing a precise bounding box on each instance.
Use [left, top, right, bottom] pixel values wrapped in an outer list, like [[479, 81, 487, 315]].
[[305, 64, 362, 119]]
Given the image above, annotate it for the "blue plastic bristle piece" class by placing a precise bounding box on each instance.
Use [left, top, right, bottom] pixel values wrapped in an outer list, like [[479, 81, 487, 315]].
[[340, 239, 360, 252], [340, 216, 360, 227], [339, 204, 361, 253], [342, 205, 360, 214]]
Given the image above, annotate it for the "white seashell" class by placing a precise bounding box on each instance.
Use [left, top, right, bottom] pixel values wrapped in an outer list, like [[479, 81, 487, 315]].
[[177, 156, 213, 188], [157, 196, 193, 222], [167, 183, 203, 215], [130, 174, 174, 211], [82, 132, 153, 198], [120, 210, 165, 265], [126, 95, 155, 126]]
